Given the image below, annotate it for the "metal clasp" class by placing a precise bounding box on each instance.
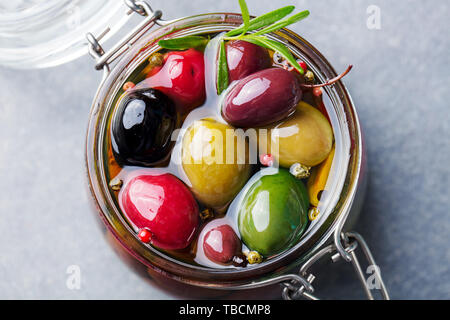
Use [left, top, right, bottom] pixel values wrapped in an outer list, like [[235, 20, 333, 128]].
[[281, 232, 390, 300], [86, 1, 165, 72], [336, 232, 390, 300]]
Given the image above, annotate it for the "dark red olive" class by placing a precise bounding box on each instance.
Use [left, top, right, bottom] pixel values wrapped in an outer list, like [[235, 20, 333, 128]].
[[120, 173, 199, 250], [222, 68, 302, 128], [226, 40, 272, 83], [203, 225, 241, 264], [111, 88, 177, 167]]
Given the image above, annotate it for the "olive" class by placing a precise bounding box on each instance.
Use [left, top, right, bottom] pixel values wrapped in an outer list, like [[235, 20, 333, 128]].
[[182, 119, 251, 209], [268, 101, 333, 167], [203, 225, 241, 264], [238, 168, 309, 256], [145, 49, 206, 113], [120, 173, 199, 250], [222, 68, 302, 128], [226, 40, 272, 82], [111, 88, 177, 167]]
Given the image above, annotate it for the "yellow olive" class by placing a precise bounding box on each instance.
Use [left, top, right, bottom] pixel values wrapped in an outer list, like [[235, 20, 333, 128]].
[[268, 101, 333, 168], [182, 119, 251, 210]]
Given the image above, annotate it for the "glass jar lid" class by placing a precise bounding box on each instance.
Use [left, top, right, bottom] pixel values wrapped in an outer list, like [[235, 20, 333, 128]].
[[0, 0, 134, 69]]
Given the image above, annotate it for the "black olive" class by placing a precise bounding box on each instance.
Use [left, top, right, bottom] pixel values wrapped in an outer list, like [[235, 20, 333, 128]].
[[111, 88, 177, 166]]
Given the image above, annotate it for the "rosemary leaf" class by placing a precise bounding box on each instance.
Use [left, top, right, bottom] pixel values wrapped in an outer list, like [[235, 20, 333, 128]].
[[217, 40, 229, 95], [158, 36, 208, 50], [238, 0, 251, 35], [252, 10, 310, 36], [225, 6, 295, 37]]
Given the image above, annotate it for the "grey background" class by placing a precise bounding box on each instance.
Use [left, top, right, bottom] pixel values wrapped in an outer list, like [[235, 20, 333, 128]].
[[0, 0, 448, 299]]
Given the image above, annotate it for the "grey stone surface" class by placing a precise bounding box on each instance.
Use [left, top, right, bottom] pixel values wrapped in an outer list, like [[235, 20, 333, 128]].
[[0, 0, 448, 300]]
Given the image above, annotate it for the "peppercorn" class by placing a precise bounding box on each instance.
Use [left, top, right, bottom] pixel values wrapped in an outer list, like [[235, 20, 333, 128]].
[[290, 163, 311, 179], [232, 254, 248, 267], [123, 82, 135, 91], [148, 52, 164, 67], [199, 208, 214, 220], [246, 251, 263, 264], [304, 70, 315, 83], [313, 87, 323, 97], [138, 228, 152, 243], [308, 207, 320, 221], [259, 154, 274, 167], [109, 178, 123, 191], [298, 60, 308, 73]]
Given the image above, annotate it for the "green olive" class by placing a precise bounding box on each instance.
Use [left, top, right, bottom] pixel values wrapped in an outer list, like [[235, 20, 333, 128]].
[[267, 101, 333, 168], [238, 168, 309, 256], [182, 119, 251, 209]]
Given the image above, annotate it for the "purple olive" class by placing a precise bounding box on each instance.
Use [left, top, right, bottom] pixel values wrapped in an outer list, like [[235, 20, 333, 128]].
[[222, 68, 302, 128], [226, 40, 272, 82], [203, 225, 241, 264]]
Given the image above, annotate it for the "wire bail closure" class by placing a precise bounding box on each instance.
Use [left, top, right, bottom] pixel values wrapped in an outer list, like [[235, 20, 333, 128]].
[[281, 231, 390, 300], [124, 0, 147, 16], [86, 0, 165, 73]]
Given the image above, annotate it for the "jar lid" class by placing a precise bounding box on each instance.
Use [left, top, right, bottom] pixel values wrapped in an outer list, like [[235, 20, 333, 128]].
[[0, 0, 134, 69]]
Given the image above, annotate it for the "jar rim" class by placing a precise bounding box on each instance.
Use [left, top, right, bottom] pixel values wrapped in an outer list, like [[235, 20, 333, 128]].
[[85, 12, 364, 288]]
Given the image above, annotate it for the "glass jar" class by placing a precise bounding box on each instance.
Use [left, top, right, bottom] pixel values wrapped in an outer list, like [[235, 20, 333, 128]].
[[0, 0, 131, 69], [84, 4, 388, 300]]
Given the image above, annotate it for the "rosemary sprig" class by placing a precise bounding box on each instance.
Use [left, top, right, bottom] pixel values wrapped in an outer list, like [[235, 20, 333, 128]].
[[158, 0, 311, 94]]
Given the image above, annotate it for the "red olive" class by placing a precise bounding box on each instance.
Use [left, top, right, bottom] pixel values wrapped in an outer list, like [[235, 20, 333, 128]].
[[145, 49, 206, 113], [222, 68, 302, 128], [120, 173, 199, 250], [226, 40, 272, 82], [203, 225, 241, 264]]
